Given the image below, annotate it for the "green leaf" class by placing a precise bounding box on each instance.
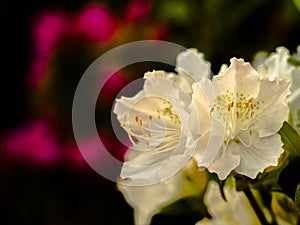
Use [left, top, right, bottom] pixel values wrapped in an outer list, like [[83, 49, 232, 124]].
[[272, 192, 298, 224], [158, 195, 206, 217], [233, 173, 252, 191], [295, 183, 300, 217], [297, 110, 300, 127], [278, 122, 300, 157], [293, 0, 300, 13], [288, 57, 300, 67]]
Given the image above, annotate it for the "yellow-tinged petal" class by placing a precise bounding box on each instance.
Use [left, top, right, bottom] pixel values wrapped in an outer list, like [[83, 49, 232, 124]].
[[196, 180, 260, 225], [118, 160, 207, 225]]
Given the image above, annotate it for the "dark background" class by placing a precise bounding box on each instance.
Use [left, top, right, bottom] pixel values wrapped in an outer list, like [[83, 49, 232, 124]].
[[1, 0, 300, 224]]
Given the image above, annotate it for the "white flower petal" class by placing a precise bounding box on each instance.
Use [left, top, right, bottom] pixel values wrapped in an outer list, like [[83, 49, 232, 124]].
[[114, 91, 145, 123], [173, 49, 211, 96], [190, 80, 214, 137], [190, 80, 226, 168], [196, 181, 259, 225], [192, 133, 209, 166], [207, 143, 240, 180], [121, 148, 169, 182], [203, 181, 228, 216], [290, 67, 300, 129], [114, 59, 197, 186], [257, 47, 293, 81], [172, 72, 196, 96], [115, 94, 178, 148], [218, 63, 228, 75], [121, 135, 190, 184], [235, 132, 284, 179], [118, 160, 207, 225], [144, 70, 193, 137], [144, 70, 174, 97], [213, 58, 260, 99], [295, 45, 300, 60], [199, 119, 226, 168], [251, 78, 290, 137], [253, 46, 300, 130], [156, 153, 192, 181], [191, 57, 289, 180], [176, 48, 211, 82]]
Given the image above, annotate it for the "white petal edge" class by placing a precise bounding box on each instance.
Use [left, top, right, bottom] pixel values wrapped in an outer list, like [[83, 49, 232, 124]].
[[176, 48, 211, 82], [251, 78, 290, 137], [235, 132, 284, 179], [259, 46, 293, 81], [207, 142, 240, 180], [213, 58, 260, 99]]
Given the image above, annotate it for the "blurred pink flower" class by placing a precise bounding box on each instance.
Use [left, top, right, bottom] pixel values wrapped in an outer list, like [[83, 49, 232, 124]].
[[125, 0, 151, 22], [28, 57, 48, 87], [100, 71, 129, 100], [3, 119, 60, 166], [65, 134, 128, 170], [33, 11, 70, 55], [28, 11, 71, 87], [74, 5, 116, 43]]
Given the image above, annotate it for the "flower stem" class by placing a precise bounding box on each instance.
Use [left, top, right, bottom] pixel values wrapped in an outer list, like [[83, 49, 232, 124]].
[[243, 188, 271, 225]]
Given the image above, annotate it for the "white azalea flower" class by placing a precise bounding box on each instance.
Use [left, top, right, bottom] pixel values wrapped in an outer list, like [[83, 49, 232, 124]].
[[192, 58, 290, 180], [174, 48, 212, 95], [255, 46, 300, 129], [255, 47, 294, 81], [118, 160, 207, 225], [196, 180, 260, 225], [114, 49, 211, 186]]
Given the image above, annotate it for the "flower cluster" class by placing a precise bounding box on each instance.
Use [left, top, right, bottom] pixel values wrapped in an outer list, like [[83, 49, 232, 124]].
[[114, 46, 300, 225]]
